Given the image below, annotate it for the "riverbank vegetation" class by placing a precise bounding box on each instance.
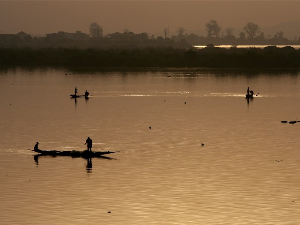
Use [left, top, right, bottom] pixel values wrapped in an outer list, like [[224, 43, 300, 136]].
[[1, 46, 300, 69]]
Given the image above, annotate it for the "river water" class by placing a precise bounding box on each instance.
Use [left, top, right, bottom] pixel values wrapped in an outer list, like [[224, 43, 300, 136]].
[[1, 68, 300, 225]]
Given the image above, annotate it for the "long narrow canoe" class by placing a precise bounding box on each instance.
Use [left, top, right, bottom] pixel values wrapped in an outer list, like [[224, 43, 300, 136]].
[[31, 148, 114, 158], [70, 94, 89, 98]]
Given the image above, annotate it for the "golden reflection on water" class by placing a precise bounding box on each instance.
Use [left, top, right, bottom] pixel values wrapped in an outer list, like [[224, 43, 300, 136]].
[[1, 69, 300, 224]]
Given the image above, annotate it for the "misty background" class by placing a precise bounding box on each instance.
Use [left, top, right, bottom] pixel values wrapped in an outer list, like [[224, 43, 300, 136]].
[[1, 1, 300, 39]]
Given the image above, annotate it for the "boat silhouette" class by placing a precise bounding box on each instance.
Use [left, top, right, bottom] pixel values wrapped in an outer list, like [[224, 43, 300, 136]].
[[30, 148, 115, 159]]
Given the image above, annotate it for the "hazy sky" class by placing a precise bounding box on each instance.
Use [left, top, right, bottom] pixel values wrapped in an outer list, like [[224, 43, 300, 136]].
[[1, 1, 300, 36]]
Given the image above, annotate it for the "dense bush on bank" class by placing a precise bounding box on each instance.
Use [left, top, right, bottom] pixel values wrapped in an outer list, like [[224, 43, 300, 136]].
[[0, 47, 300, 69]]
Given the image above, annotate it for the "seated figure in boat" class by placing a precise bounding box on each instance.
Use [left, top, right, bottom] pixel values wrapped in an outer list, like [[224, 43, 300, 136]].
[[85, 90, 89, 97], [246, 87, 254, 97]]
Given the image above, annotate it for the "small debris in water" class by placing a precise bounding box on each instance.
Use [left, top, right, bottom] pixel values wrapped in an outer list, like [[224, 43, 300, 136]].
[[185, 102, 186, 104], [201, 143, 204, 146], [108, 211, 111, 213], [149, 126, 152, 129]]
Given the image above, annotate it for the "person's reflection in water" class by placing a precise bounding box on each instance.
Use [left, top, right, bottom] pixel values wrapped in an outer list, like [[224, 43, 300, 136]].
[[34, 155, 39, 165], [86, 158, 92, 172], [246, 96, 254, 105], [74, 97, 77, 106]]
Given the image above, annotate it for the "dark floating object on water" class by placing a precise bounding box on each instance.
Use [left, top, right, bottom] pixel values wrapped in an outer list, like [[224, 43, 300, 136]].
[[281, 120, 299, 124], [246, 87, 254, 98], [70, 94, 89, 99], [289, 121, 297, 124], [30, 148, 115, 159], [149, 126, 152, 129], [70, 87, 89, 98], [201, 143, 204, 146]]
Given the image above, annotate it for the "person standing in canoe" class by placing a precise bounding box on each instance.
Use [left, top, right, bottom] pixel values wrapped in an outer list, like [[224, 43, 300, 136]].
[[85, 137, 92, 152], [34, 142, 39, 151]]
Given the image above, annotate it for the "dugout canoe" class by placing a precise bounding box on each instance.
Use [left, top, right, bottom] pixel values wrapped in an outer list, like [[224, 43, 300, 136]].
[[31, 148, 114, 158]]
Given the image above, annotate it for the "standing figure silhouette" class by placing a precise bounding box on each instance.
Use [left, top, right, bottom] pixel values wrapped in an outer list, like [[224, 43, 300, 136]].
[[85, 137, 93, 152]]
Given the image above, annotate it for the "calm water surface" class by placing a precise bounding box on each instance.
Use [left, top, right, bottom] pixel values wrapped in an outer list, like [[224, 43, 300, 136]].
[[1, 68, 300, 224]]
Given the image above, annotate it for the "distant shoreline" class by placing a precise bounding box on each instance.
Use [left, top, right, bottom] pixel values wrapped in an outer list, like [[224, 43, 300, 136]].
[[1, 47, 300, 69], [194, 45, 300, 49]]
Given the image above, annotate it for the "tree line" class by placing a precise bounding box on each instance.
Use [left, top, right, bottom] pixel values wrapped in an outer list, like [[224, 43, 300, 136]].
[[1, 21, 299, 49], [171, 20, 298, 45], [87, 21, 300, 45], [1, 46, 300, 69]]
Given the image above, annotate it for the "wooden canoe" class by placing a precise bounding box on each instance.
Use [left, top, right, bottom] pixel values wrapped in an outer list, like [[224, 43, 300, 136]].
[[31, 148, 114, 158]]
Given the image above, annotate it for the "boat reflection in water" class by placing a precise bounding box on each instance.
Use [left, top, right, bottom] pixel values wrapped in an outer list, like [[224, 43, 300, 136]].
[[72, 95, 89, 106], [246, 94, 254, 104]]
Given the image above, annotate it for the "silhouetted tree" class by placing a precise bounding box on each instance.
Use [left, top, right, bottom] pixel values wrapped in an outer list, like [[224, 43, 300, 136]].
[[222, 27, 235, 43], [243, 22, 260, 39], [257, 32, 265, 39], [272, 31, 289, 44], [255, 32, 265, 44], [205, 20, 221, 38], [89, 22, 103, 38], [274, 31, 284, 39], [239, 32, 246, 41], [225, 27, 234, 36], [176, 27, 186, 36]]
